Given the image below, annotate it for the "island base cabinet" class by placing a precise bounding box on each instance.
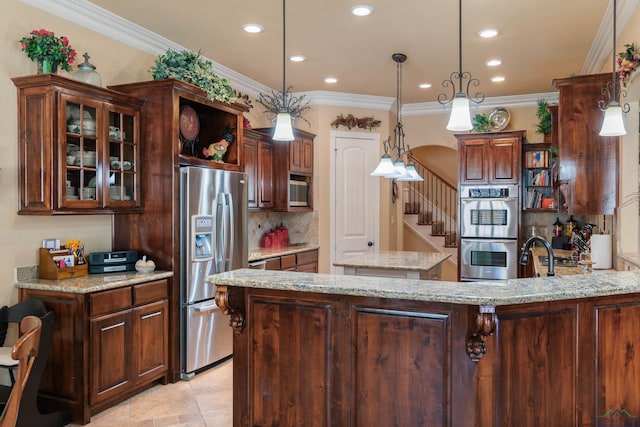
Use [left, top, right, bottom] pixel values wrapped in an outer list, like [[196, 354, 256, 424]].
[[230, 288, 476, 427], [225, 286, 640, 426], [476, 296, 640, 427]]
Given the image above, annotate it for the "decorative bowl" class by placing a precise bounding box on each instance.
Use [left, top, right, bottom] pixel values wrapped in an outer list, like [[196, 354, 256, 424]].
[[135, 265, 156, 274]]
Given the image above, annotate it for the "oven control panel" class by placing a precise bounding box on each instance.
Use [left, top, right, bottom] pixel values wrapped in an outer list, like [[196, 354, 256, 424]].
[[462, 184, 518, 199]]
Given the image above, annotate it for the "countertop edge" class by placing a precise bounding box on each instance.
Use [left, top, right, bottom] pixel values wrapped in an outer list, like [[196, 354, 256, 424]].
[[248, 245, 320, 262], [15, 270, 174, 294], [206, 268, 640, 306], [334, 253, 451, 271]]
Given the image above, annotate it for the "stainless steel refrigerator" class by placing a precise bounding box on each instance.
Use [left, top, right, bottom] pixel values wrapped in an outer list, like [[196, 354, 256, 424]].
[[179, 166, 247, 379]]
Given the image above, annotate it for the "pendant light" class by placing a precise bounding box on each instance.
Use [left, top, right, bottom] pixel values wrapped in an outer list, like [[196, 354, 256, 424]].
[[272, 0, 295, 141], [598, 0, 629, 136], [370, 54, 423, 182], [438, 0, 484, 131]]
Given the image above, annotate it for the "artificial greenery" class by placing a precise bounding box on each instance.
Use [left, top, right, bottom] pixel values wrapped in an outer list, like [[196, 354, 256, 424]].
[[149, 49, 236, 104], [330, 114, 381, 130], [535, 98, 552, 135], [471, 113, 492, 132]]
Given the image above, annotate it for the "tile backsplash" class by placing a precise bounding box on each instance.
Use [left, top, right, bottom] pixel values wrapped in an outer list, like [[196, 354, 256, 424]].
[[248, 211, 318, 250]]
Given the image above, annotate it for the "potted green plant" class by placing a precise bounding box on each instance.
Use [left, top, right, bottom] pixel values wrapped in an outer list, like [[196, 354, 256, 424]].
[[149, 49, 236, 104], [535, 98, 552, 141], [471, 113, 491, 132]]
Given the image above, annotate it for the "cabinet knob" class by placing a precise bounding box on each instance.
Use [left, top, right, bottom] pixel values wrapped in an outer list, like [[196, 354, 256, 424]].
[[367, 241, 374, 247]]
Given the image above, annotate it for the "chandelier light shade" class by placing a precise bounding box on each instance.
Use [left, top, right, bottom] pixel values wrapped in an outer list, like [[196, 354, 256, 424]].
[[598, 0, 629, 136], [370, 53, 423, 182], [273, 112, 294, 140], [370, 154, 396, 176], [438, 0, 484, 131]]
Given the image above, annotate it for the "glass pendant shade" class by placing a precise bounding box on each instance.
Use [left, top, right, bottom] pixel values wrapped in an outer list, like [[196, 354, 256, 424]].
[[398, 163, 424, 182], [599, 103, 626, 136], [273, 112, 295, 141], [446, 94, 472, 131], [370, 154, 396, 176], [385, 159, 409, 179]]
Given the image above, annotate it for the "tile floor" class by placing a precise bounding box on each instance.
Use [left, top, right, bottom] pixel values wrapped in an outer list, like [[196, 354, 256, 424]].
[[67, 359, 233, 427]]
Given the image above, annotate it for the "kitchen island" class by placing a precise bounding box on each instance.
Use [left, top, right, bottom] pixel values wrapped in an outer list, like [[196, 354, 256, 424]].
[[209, 269, 640, 427], [333, 250, 450, 279]]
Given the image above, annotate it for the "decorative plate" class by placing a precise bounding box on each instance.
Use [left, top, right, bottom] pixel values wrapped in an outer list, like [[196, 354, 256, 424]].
[[489, 107, 510, 131], [179, 106, 200, 141]]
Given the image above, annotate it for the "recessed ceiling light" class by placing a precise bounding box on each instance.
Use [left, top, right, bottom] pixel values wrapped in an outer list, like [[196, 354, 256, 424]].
[[491, 76, 505, 82], [350, 5, 374, 16], [478, 28, 499, 38], [486, 59, 502, 67], [325, 77, 338, 84], [289, 55, 307, 62], [419, 83, 432, 89], [242, 24, 264, 34]]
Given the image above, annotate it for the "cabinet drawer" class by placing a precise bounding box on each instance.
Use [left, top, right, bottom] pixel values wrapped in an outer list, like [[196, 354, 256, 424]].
[[296, 250, 318, 266], [133, 279, 169, 306], [281, 255, 296, 270], [89, 287, 132, 316], [265, 258, 281, 270]]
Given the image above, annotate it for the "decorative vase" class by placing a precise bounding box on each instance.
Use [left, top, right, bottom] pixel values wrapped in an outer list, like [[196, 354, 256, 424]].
[[36, 58, 58, 74]]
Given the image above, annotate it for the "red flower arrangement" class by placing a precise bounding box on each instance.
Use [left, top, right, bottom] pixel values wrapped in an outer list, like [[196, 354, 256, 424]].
[[19, 28, 76, 72]]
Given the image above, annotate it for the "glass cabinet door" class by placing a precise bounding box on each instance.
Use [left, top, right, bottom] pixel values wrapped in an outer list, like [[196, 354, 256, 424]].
[[62, 96, 101, 207], [106, 105, 139, 205]]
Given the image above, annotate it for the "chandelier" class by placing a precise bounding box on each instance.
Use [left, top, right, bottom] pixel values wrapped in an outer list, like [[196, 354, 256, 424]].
[[370, 53, 423, 182], [437, 0, 484, 131], [598, 0, 629, 136], [257, 0, 309, 141]]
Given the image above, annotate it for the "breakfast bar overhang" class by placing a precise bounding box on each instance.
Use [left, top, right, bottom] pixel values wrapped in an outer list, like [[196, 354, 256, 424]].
[[209, 269, 640, 426]]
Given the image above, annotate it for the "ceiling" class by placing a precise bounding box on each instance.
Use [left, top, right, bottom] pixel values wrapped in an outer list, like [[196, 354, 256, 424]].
[[58, 1, 636, 104]]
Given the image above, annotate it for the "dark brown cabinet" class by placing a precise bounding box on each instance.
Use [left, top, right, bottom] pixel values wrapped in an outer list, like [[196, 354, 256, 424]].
[[12, 74, 143, 214], [108, 80, 247, 382], [254, 128, 315, 211], [457, 131, 524, 186], [243, 129, 273, 210], [19, 278, 169, 425], [263, 249, 319, 273], [552, 73, 618, 214]]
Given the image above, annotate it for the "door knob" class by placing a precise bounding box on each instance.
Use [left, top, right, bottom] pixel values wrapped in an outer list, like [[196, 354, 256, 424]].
[[367, 241, 374, 247]]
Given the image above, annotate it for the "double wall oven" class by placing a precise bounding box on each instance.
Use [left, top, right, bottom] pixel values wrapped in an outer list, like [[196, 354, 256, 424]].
[[459, 184, 519, 281]]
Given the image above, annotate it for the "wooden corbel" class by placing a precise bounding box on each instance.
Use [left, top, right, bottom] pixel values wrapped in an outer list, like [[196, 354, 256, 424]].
[[466, 305, 496, 362], [215, 285, 245, 331]]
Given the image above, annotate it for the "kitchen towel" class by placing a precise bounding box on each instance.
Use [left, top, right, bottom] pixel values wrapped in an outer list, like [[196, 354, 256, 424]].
[[591, 234, 612, 269]]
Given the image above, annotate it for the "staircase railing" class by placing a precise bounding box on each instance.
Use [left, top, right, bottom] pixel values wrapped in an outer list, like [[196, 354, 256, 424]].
[[403, 157, 458, 247]]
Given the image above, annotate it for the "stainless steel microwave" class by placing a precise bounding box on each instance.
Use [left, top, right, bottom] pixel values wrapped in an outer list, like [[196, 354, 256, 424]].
[[289, 179, 309, 207]]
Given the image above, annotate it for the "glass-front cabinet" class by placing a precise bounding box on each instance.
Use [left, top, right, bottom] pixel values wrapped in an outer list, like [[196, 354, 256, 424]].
[[13, 74, 142, 214]]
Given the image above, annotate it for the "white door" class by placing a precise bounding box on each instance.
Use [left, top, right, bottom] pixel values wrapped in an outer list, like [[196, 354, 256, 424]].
[[330, 131, 380, 273]]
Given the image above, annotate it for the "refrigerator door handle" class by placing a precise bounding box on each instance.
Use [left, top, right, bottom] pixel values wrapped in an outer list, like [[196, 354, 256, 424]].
[[194, 302, 220, 313], [225, 193, 234, 271]]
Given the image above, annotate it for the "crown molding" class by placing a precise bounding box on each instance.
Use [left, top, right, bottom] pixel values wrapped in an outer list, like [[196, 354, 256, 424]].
[[21, 0, 560, 115], [21, 0, 272, 98], [402, 92, 559, 116], [581, 0, 640, 75]]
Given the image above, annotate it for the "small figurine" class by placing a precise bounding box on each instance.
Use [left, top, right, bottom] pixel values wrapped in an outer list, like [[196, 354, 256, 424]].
[[203, 139, 229, 162]]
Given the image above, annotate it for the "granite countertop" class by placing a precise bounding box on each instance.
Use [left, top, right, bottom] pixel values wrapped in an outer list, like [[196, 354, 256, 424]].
[[248, 244, 320, 262], [206, 268, 640, 307], [15, 270, 173, 294], [333, 250, 450, 271]]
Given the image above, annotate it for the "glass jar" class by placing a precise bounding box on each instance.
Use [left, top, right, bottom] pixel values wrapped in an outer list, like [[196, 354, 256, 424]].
[[73, 52, 102, 86]]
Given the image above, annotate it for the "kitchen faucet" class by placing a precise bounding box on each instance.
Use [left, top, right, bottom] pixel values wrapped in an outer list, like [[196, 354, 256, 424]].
[[520, 236, 555, 277]]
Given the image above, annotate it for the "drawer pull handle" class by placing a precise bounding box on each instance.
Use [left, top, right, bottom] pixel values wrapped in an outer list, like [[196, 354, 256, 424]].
[[103, 321, 125, 331], [141, 311, 161, 320]]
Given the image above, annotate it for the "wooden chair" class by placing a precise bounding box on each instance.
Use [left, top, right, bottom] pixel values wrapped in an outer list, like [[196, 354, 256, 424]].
[[0, 316, 41, 427], [0, 300, 47, 384]]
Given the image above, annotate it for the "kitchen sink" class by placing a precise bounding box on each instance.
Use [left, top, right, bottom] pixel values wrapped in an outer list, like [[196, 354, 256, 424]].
[[538, 255, 578, 267]]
